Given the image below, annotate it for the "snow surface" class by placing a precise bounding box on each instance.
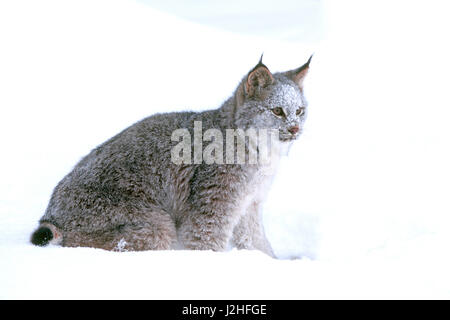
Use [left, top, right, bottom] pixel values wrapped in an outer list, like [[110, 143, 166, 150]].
[[1, 0, 450, 299]]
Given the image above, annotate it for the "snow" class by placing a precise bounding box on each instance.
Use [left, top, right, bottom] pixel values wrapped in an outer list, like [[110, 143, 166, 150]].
[[1, 0, 450, 299]]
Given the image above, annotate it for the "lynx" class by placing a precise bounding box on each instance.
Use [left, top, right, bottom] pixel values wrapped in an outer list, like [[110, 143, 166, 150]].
[[31, 55, 312, 257]]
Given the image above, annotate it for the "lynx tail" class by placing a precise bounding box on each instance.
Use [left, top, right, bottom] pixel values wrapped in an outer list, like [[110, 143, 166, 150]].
[[31, 226, 53, 246]]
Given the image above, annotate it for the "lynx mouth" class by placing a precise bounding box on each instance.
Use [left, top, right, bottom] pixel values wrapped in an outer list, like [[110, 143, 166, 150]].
[[279, 137, 296, 142], [279, 132, 301, 142]]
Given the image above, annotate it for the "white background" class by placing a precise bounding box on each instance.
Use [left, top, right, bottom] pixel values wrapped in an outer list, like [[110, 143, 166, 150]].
[[1, 0, 450, 299]]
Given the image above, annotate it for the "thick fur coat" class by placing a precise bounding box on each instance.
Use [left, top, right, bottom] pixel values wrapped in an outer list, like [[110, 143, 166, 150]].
[[31, 56, 312, 257]]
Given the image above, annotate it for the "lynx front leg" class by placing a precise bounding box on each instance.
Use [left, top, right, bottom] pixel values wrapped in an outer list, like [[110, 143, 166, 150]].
[[177, 208, 240, 251], [177, 165, 251, 251], [232, 201, 275, 258]]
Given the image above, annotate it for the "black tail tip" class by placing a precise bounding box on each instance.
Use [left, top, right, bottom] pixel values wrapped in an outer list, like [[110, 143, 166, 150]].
[[31, 226, 53, 246]]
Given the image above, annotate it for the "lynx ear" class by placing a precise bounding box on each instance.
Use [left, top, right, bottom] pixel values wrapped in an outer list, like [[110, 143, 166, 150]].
[[244, 56, 274, 98], [286, 54, 313, 89]]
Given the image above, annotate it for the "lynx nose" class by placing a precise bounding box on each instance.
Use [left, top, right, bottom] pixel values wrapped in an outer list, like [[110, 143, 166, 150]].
[[288, 126, 299, 135]]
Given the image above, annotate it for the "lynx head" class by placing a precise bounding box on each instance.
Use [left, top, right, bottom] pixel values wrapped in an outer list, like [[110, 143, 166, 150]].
[[234, 55, 312, 142]]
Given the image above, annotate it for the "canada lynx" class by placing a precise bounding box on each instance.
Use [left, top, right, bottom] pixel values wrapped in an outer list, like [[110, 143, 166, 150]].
[[31, 55, 312, 257]]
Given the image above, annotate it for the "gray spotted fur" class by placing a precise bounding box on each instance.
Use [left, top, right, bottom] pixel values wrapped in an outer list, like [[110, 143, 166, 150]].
[[31, 57, 311, 257]]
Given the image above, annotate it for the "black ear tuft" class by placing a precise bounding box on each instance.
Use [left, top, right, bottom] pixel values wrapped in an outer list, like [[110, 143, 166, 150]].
[[258, 53, 264, 65], [297, 54, 314, 73], [299, 54, 313, 72], [287, 54, 313, 89], [31, 226, 53, 246]]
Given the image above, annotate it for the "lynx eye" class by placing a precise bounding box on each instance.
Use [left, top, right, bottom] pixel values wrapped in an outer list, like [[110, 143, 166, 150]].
[[271, 107, 284, 117], [296, 108, 305, 116]]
